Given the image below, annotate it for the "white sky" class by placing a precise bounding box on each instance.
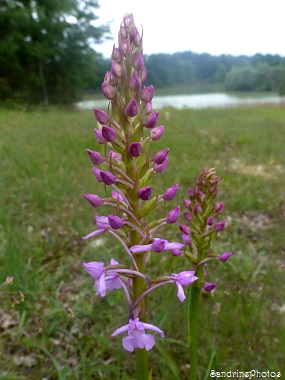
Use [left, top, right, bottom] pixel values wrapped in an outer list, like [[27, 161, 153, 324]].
[[94, 0, 285, 58]]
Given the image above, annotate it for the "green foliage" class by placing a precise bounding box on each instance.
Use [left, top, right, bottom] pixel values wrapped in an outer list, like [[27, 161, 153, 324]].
[[0, 0, 110, 104]]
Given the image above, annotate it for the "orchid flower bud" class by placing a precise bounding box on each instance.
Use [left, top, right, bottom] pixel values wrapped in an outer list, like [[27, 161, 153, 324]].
[[183, 199, 192, 208], [214, 220, 226, 232], [214, 202, 225, 214], [104, 71, 117, 86], [141, 85, 154, 103], [83, 194, 104, 208], [143, 101, 152, 115], [129, 142, 142, 157], [87, 149, 104, 165], [182, 233, 191, 245], [150, 125, 164, 141], [163, 184, 178, 200], [102, 82, 117, 100], [126, 98, 139, 117], [102, 126, 117, 142], [154, 157, 168, 172], [145, 111, 159, 128], [166, 206, 180, 224], [179, 224, 191, 235], [100, 170, 116, 185], [218, 252, 232, 262], [93, 167, 103, 182], [204, 283, 216, 292], [138, 186, 152, 201], [140, 66, 147, 82], [109, 150, 121, 162], [130, 72, 142, 93], [94, 128, 107, 144], [112, 190, 124, 202], [111, 60, 122, 78], [171, 249, 182, 257], [132, 27, 142, 47], [184, 211, 192, 222], [133, 53, 144, 71], [93, 108, 109, 124], [112, 47, 122, 63], [108, 215, 124, 229], [194, 203, 202, 214], [207, 216, 214, 226], [152, 239, 166, 252], [153, 148, 169, 165], [188, 188, 195, 198]]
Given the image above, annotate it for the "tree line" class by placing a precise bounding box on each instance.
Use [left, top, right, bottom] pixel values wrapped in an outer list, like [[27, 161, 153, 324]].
[[1, 1, 285, 105]]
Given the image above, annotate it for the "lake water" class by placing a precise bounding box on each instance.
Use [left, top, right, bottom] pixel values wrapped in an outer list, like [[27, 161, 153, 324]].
[[76, 93, 285, 110]]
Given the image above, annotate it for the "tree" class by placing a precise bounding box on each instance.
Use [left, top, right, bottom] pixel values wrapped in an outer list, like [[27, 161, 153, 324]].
[[0, 0, 110, 104]]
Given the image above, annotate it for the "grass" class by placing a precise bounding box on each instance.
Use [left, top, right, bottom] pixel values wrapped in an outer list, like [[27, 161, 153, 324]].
[[0, 104, 285, 379]]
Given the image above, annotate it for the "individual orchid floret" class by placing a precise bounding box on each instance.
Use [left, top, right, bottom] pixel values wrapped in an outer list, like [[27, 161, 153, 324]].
[[133, 53, 144, 71], [183, 199, 192, 208], [83, 259, 123, 297], [95, 215, 110, 229], [204, 282, 216, 292], [112, 190, 124, 202], [126, 98, 139, 117], [87, 149, 104, 165], [108, 215, 124, 230], [218, 251, 233, 262], [102, 126, 117, 142], [141, 85, 154, 103], [153, 148, 169, 165], [138, 186, 152, 201], [111, 60, 122, 78], [214, 202, 225, 214], [207, 216, 214, 225], [171, 271, 199, 302], [166, 206, 180, 224], [111, 318, 165, 352], [93, 108, 109, 124], [93, 167, 103, 182], [143, 101, 152, 115], [154, 157, 168, 172], [163, 184, 179, 200], [109, 150, 121, 162], [171, 249, 182, 257], [182, 233, 191, 245], [150, 125, 164, 141], [145, 111, 159, 128], [83, 194, 104, 208], [102, 82, 117, 100], [179, 223, 191, 235], [100, 170, 117, 185], [129, 142, 142, 157], [184, 211, 192, 222], [214, 220, 226, 232], [194, 203, 202, 214], [130, 72, 142, 93], [130, 238, 184, 254], [94, 128, 107, 144]]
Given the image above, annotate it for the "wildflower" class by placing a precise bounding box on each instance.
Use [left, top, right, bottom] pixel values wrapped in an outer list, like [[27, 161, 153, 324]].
[[153, 148, 169, 165], [214, 202, 225, 214], [87, 149, 104, 165], [130, 238, 184, 254], [138, 186, 152, 201], [218, 252, 233, 262], [150, 125, 164, 141], [204, 283, 216, 292], [83, 194, 104, 208], [93, 108, 109, 124], [166, 206, 180, 224], [163, 184, 179, 200], [111, 318, 165, 352], [129, 142, 142, 157], [171, 271, 198, 302], [102, 126, 117, 142], [83, 259, 123, 297], [141, 85, 154, 103], [145, 111, 159, 128], [214, 220, 226, 232]]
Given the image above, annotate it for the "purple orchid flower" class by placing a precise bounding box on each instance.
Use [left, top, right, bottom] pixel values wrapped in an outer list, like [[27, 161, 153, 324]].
[[111, 318, 165, 352], [171, 271, 198, 302], [83, 259, 123, 297], [130, 238, 184, 254]]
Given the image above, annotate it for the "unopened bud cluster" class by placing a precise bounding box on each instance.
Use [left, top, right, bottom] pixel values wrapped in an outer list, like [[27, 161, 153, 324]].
[[181, 167, 232, 290]]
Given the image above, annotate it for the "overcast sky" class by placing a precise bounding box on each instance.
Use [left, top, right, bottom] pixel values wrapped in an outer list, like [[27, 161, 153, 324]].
[[94, 0, 285, 58]]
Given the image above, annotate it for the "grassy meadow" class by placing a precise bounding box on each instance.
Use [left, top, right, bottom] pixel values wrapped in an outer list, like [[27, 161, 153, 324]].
[[1, 104, 285, 379]]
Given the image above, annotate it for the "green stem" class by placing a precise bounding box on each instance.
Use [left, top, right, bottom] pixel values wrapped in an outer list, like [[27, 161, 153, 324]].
[[187, 264, 203, 380]]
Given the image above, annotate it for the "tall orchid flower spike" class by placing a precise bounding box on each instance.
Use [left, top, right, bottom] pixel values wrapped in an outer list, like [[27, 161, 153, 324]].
[[111, 318, 165, 352]]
